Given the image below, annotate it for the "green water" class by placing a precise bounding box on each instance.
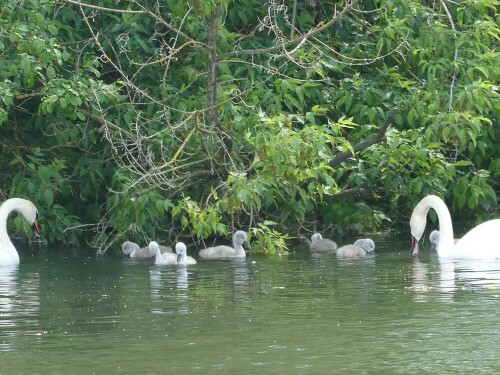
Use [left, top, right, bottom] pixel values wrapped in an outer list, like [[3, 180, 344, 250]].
[[1, 235, 500, 374]]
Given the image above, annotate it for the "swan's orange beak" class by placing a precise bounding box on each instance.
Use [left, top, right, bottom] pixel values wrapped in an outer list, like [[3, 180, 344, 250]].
[[411, 235, 419, 256], [32, 217, 41, 239]]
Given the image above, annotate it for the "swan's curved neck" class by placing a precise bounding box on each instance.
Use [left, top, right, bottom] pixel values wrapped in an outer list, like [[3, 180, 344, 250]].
[[0, 199, 21, 249], [0, 198, 24, 256], [424, 196, 455, 255], [177, 253, 185, 265], [233, 242, 246, 256]]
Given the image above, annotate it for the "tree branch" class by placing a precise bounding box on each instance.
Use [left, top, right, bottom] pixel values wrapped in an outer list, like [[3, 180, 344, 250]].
[[216, 0, 358, 61], [438, 0, 458, 112], [330, 110, 398, 168], [65, 0, 205, 51], [65, 0, 146, 14]]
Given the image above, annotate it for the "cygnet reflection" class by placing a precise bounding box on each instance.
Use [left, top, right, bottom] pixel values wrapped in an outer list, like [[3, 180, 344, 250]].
[[150, 266, 192, 315], [231, 259, 250, 302]]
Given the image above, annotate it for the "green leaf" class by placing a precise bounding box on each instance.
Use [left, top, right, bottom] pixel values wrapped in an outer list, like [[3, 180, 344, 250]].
[[48, 24, 58, 35], [284, 93, 301, 111], [454, 160, 473, 167], [181, 216, 189, 229], [43, 189, 54, 206], [164, 199, 174, 210], [305, 112, 315, 124], [367, 107, 377, 123], [70, 95, 82, 106], [295, 86, 304, 104]]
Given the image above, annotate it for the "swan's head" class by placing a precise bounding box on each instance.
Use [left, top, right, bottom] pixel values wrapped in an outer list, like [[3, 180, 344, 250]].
[[16, 199, 41, 239], [311, 233, 322, 243], [429, 230, 440, 250], [175, 242, 187, 263], [410, 199, 431, 256], [148, 241, 160, 256], [122, 241, 140, 255], [354, 238, 375, 254], [32, 211, 41, 239], [233, 230, 251, 251]]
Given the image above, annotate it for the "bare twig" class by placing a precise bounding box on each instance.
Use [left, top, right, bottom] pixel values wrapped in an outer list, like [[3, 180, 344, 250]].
[[216, 0, 358, 61], [439, 0, 458, 112]]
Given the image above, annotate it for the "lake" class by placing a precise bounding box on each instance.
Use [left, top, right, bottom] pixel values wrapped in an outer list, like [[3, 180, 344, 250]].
[[1, 233, 499, 374]]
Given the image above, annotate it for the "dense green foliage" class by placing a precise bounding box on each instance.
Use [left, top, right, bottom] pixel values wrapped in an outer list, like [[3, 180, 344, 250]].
[[1, 0, 499, 254]]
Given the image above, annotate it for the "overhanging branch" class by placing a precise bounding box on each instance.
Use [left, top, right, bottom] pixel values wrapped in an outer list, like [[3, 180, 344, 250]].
[[216, 0, 358, 61], [330, 110, 398, 168]]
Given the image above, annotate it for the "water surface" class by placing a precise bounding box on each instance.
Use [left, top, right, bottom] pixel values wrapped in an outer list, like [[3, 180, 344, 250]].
[[1, 234, 499, 374]]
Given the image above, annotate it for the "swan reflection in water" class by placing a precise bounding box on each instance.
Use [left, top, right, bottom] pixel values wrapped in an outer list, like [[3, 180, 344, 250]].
[[150, 266, 191, 315], [410, 258, 431, 302], [411, 255, 500, 301], [176, 266, 189, 314], [0, 266, 41, 352], [231, 259, 250, 302], [438, 257, 500, 289], [0, 266, 19, 332]]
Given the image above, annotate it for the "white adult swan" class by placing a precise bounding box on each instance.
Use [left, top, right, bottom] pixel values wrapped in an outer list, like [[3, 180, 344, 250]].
[[122, 241, 172, 258], [0, 198, 41, 267], [309, 233, 338, 253], [150, 241, 177, 265], [199, 230, 250, 259], [175, 242, 197, 265], [336, 238, 375, 258], [410, 195, 500, 259]]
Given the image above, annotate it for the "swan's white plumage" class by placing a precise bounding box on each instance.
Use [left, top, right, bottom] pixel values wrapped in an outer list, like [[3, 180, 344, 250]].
[[354, 238, 375, 253], [429, 230, 458, 250], [309, 233, 338, 252], [175, 242, 196, 265], [199, 230, 250, 259], [122, 240, 172, 258], [429, 230, 440, 250], [0, 198, 40, 267], [150, 241, 177, 265], [336, 238, 375, 258], [410, 195, 500, 259], [454, 220, 500, 259]]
